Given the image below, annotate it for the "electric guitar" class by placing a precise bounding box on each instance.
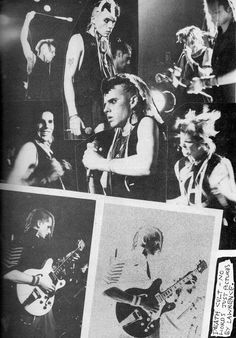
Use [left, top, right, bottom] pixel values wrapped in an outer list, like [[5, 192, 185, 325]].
[[116, 260, 207, 337], [16, 239, 85, 316]]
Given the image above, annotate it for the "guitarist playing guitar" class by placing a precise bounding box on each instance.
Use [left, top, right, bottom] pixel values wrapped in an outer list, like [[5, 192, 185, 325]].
[[2, 208, 83, 338], [103, 226, 207, 338]]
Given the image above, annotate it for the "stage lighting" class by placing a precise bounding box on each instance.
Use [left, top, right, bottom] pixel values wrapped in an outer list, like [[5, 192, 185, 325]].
[[151, 89, 176, 113], [151, 89, 166, 112], [34, 0, 41, 2], [44, 5, 51, 12]]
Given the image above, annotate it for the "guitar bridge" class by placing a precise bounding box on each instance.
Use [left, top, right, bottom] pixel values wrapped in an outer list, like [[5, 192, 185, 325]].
[[120, 309, 143, 328], [22, 287, 42, 307]]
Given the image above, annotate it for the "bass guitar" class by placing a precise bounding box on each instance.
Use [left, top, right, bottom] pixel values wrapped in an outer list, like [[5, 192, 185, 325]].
[[16, 239, 85, 316], [116, 260, 207, 337]]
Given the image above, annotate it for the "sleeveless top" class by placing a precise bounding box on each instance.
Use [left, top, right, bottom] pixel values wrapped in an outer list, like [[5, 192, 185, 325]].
[[109, 116, 167, 202], [73, 32, 105, 128], [28, 141, 63, 189], [26, 57, 52, 100]]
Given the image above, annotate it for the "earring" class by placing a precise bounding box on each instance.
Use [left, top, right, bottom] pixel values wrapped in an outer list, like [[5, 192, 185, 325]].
[[129, 110, 138, 126]]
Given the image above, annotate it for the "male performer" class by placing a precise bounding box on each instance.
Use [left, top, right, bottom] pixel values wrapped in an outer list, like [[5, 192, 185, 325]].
[[188, 0, 236, 102], [7, 110, 71, 188], [83, 73, 167, 202], [64, 0, 120, 137], [21, 11, 56, 100], [111, 38, 132, 73], [2, 209, 56, 338], [104, 226, 164, 313], [176, 26, 212, 83], [103, 226, 202, 338], [174, 109, 236, 248]]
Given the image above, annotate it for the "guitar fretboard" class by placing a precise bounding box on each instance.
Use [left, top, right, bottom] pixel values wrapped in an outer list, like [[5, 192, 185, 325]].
[[155, 262, 206, 303], [53, 247, 81, 280]]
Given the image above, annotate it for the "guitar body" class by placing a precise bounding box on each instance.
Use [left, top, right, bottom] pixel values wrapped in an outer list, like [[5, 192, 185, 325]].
[[116, 279, 175, 337], [17, 258, 66, 316]]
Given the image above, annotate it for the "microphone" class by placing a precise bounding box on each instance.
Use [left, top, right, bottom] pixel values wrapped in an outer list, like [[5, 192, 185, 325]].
[[86, 140, 101, 180], [35, 12, 73, 22]]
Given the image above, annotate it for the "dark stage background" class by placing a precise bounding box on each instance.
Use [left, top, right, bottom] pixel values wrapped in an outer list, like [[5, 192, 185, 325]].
[[1, 189, 96, 337]]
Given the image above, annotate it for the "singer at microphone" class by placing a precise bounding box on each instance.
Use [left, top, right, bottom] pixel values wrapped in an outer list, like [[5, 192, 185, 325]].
[[82, 73, 167, 202]]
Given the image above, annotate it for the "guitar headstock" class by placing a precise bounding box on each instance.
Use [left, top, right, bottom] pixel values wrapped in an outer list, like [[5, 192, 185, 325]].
[[77, 239, 85, 252], [197, 260, 208, 273]]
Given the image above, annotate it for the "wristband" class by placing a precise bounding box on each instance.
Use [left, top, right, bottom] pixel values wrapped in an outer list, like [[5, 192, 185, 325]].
[[131, 295, 137, 306], [35, 275, 40, 286], [31, 275, 36, 285], [31, 275, 40, 286], [136, 296, 142, 307]]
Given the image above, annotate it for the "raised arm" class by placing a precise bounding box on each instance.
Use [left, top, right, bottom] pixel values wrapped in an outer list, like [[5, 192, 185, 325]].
[[64, 33, 85, 136], [7, 142, 38, 186], [20, 11, 36, 74], [83, 117, 160, 176]]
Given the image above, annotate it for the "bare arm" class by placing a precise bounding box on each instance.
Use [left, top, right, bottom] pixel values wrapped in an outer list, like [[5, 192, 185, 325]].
[[83, 117, 160, 176], [217, 179, 236, 203], [103, 287, 160, 312], [20, 11, 36, 74], [7, 142, 38, 186], [64, 34, 85, 135], [4, 269, 55, 291], [103, 287, 134, 304], [4, 270, 35, 284], [188, 69, 236, 94]]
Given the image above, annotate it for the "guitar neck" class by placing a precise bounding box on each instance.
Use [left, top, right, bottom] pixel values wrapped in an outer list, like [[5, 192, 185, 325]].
[[53, 248, 79, 279], [158, 267, 200, 302]]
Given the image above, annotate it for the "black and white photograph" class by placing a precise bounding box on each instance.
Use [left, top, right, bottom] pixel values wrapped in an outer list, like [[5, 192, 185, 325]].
[[83, 199, 222, 338], [1, 0, 236, 337], [1, 186, 96, 337]]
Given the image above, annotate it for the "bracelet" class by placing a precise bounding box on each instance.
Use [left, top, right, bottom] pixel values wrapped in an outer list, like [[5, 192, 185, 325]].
[[35, 275, 40, 286], [131, 295, 137, 306], [31, 275, 36, 285], [136, 296, 142, 307], [131, 295, 142, 306], [31, 275, 40, 286]]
